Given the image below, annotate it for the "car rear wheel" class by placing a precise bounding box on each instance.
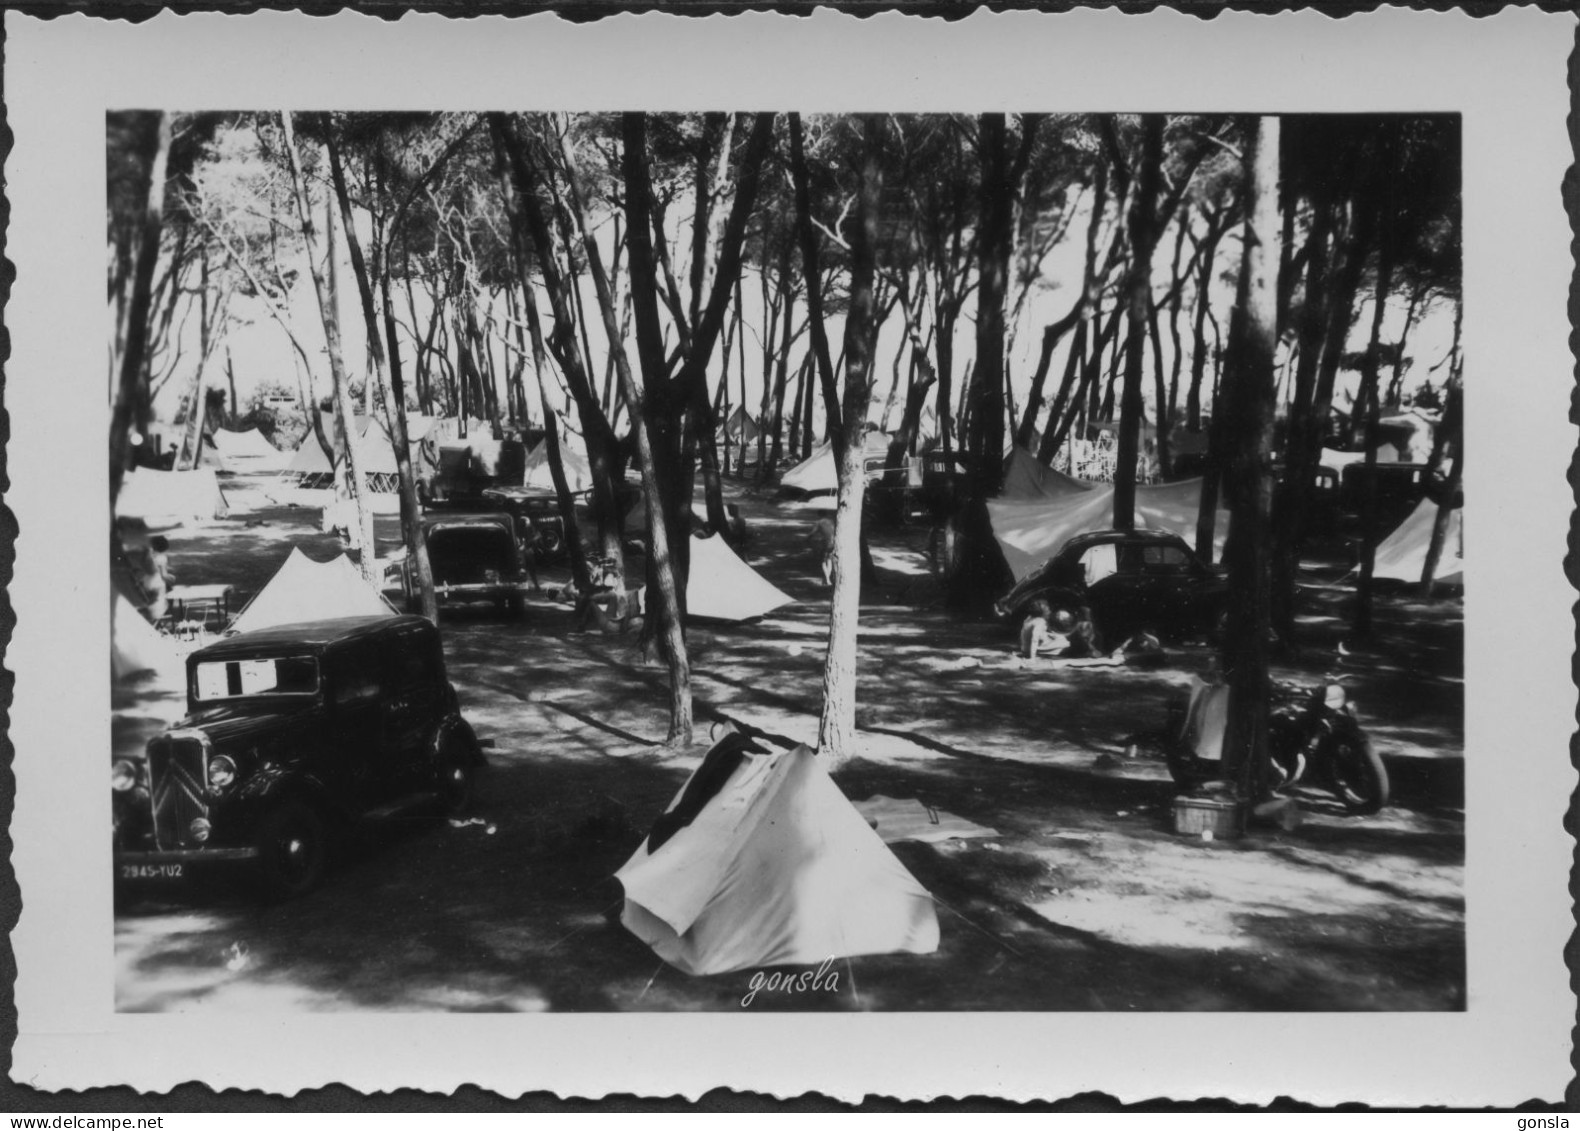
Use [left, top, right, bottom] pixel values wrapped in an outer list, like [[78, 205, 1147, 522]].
[[436, 736, 477, 816], [253, 800, 329, 900]]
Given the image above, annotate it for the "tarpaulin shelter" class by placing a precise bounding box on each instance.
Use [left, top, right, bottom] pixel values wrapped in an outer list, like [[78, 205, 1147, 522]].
[[684, 533, 793, 622], [1000, 446, 1101, 502], [988, 476, 1230, 581], [1371, 497, 1463, 587], [1320, 445, 1399, 474], [228, 547, 397, 635], [616, 735, 940, 976], [117, 468, 230, 528]]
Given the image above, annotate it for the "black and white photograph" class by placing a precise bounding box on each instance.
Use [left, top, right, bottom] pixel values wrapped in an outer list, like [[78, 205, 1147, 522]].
[[7, 7, 1573, 1105]]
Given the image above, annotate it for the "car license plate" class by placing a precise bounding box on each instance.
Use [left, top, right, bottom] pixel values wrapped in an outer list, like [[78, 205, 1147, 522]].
[[119, 862, 184, 881]]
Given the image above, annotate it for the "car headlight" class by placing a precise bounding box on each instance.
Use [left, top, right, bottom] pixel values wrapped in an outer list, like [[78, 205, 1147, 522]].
[[484, 568, 501, 584], [208, 755, 237, 791], [189, 818, 212, 843], [111, 760, 138, 792], [1322, 684, 1347, 711]]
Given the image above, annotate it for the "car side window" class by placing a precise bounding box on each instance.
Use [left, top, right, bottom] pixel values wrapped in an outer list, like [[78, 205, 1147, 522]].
[[1082, 543, 1119, 585], [1143, 545, 1191, 574], [389, 634, 442, 703], [334, 649, 381, 707]]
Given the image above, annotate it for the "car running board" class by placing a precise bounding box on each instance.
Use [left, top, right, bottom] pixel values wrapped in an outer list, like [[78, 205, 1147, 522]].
[[361, 792, 443, 823]]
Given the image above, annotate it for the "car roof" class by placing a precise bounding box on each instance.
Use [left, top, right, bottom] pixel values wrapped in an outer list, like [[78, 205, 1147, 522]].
[[191, 615, 434, 661], [1063, 526, 1189, 550]]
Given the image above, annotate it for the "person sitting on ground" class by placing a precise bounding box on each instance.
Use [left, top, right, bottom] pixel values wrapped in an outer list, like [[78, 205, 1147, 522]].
[[1019, 598, 1056, 659], [809, 517, 837, 587]]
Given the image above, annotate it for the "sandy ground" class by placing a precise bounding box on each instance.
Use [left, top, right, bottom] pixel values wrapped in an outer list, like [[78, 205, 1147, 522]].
[[112, 471, 1464, 1012]]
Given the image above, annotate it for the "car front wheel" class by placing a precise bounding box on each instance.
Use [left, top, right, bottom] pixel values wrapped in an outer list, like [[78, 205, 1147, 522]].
[[253, 800, 330, 900]]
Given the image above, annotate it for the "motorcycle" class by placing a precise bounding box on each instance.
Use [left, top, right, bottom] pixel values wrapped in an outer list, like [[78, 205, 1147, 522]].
[[1160, 676, 1389, 815]]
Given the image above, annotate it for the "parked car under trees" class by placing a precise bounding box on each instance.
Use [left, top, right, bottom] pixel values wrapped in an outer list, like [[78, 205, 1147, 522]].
[[994, 528, 1229, 648], [112, 615, 486, 899], [397, 511, 532, 617]]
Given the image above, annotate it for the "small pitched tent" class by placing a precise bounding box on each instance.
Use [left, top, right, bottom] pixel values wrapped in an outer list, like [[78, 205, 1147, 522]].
[[521, 437, 595, 494], [721, 407, 760, 446], [228, 548, 397, 635], [112, 593, 182, 683], [1320, 445, 1398, 475], [286, 429, 337, 487], [1371, 498, 1464, 587], [117, 468, 230, 528], [685, 533, 793, 622], [988, 473, 1230, 582], [616, 734, 941, 976], [780, 433, 892, 494], [211, 427, 285, 469]]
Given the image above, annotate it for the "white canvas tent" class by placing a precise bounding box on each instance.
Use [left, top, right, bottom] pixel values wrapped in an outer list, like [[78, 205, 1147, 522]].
[[112, 593, 182, 683], [780, 432, 893, 494], [1372, 498, 1464, 586], [720, 406, 760, 446], [616, 740, 940, 976], [521, 436, 595, 494], [211, 427, 286, 469], [1320, 445, 1398, 475], [117, 468, 230, 528], [988, 476, 1231, 582], [685, 533, 793, 621], [228, 547, 398, 635]]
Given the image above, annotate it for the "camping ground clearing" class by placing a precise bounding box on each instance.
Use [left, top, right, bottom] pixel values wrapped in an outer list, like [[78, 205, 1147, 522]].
[[112, 474, 1464, 1012]]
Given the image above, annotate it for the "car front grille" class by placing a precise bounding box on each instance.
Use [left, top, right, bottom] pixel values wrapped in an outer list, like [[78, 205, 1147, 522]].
[[148, 734, 210, 850]]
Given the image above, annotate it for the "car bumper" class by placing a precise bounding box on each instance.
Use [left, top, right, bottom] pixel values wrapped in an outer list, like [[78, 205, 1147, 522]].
[[116, 847, 259, 865]]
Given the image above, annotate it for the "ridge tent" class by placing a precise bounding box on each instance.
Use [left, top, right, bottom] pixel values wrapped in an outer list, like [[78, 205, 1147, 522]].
[[1000, 446, 1100, 502], [780, 433, 892, 495], [112, 593, 182, 683], [212, 427, 285, 468], [521, 437, 595, 494], [228, 547, 398, 635], [286, 429, 336, 487], [1371, 497, 1464, 587], [117, 468, 230, 528], [616, 735, 940, 976], [720, 407, 760, 446], [987, 477, 1230, 583], [685, 533, 793, 622]]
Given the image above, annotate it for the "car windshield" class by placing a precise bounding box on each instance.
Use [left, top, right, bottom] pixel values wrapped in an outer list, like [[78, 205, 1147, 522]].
[[193, 655, 320, 702]]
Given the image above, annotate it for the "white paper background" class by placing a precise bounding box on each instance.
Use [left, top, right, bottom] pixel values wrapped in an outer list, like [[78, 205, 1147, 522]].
[[6, 7, 1573, 1104]]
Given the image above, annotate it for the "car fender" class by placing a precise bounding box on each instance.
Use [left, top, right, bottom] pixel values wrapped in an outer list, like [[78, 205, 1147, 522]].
[[232, 764, 344, 824]]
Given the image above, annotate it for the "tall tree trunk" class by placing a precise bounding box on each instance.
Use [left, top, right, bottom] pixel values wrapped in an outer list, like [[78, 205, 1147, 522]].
[[818, 116, 885, 768], [326, 123, 436, 618], [604, 113, 694, 744], [282, 113, 377, 581], [1185, 210, 1226, 431], [490, 114, 628, 587], [1218, 115, 1282, 800], [1112, 117, 1165, 528], [1353, 187, 1398, 639], [789, 114, 846, 463], [110, 112, 172, 506]]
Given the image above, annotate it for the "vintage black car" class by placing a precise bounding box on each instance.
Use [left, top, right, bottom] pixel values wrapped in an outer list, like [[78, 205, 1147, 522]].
[[480, 486, 569, 562], [396, 511, 531, 616], [994, 528, 1229, 647], [112, 615, 485, 898]]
